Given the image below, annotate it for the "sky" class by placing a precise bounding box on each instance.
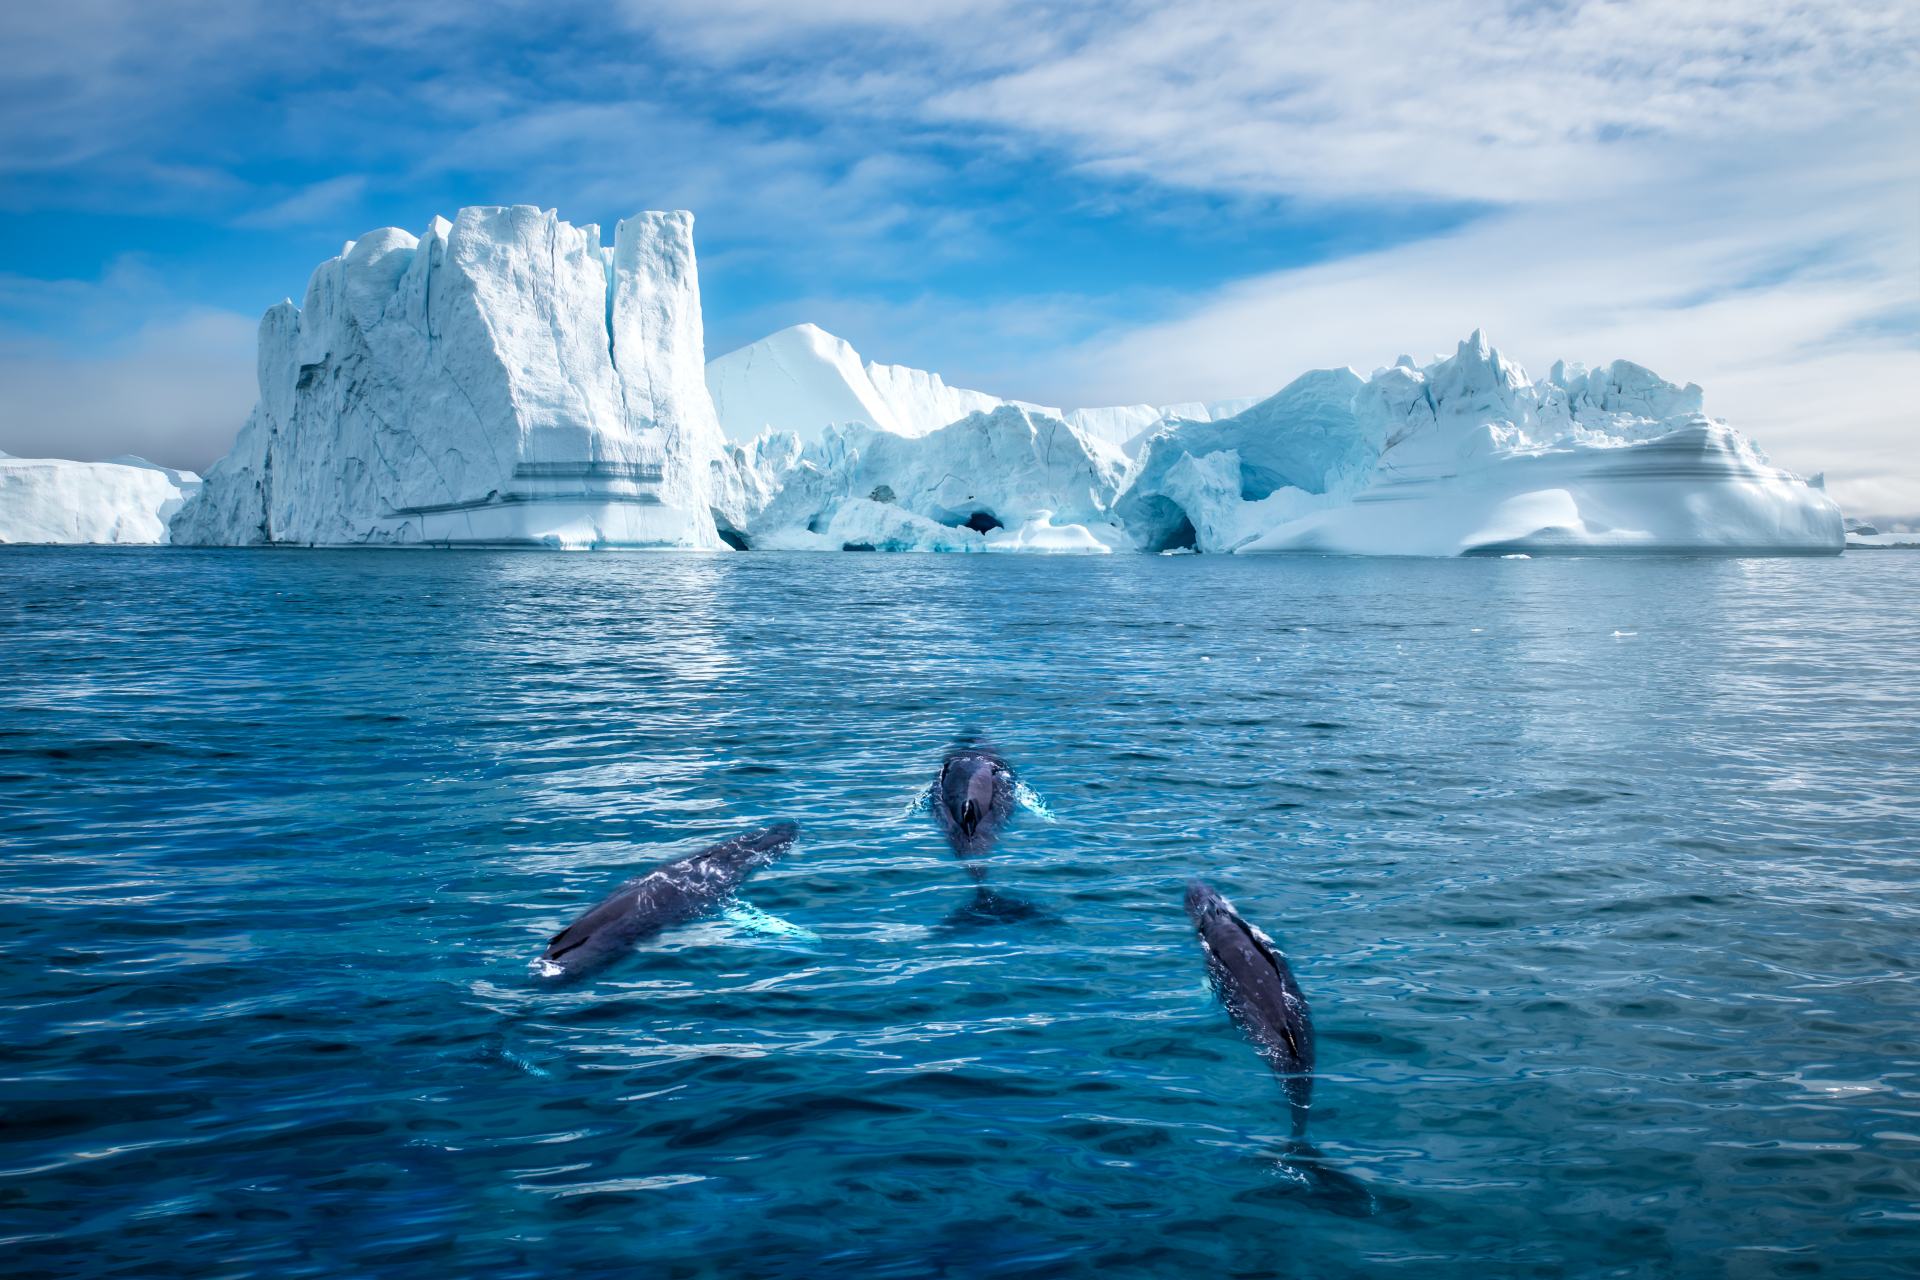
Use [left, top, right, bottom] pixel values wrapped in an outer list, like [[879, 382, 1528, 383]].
[[1, 0, 1916, 515]]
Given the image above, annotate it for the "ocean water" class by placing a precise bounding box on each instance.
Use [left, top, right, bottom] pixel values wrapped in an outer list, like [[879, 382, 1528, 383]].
[[3, 548, 1917, 1279]]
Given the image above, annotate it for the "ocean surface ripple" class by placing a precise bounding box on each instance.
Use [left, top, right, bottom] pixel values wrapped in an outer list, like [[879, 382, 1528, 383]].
[[2, 549, 1917, 1278]]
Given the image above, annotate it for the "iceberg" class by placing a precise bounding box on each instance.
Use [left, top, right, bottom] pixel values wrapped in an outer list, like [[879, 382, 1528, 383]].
[[1063, 398, 1259, 456], [706, 323, 1049, 446], [1120, 332, 1842, 556], [172, 206, 729, 548], [0, 453, 201, 545]]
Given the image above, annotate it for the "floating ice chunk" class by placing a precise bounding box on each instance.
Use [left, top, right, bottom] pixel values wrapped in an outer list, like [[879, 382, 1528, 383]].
[[0, 454, 201, 544]]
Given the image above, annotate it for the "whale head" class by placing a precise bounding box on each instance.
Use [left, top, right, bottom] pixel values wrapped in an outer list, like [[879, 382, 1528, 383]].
[[697, 821, 800, 879], [1185, 878, 1228, 926], [961, 763, 999, 835]]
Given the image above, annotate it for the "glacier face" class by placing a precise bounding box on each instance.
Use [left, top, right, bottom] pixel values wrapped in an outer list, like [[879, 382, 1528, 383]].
[[172, 206, 727, 549], [0, 454, 200, 545]]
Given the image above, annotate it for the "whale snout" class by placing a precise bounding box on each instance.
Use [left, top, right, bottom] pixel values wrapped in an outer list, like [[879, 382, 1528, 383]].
[[960, 798, 981, 837], [1184, 878, 1223, 924], [759, 820, 800, 848]]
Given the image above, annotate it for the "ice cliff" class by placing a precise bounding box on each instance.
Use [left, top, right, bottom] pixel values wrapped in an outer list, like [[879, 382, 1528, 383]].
[[155, 206, 1837, 556], [0, 453, 200, 545], [172, 206, 728, 548]]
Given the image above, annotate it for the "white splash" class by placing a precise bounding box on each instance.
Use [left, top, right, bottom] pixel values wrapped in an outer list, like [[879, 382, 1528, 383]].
[[900, 782, 934, 819], [718, 901, 822, 946], [1014, 780, 1057, 822]]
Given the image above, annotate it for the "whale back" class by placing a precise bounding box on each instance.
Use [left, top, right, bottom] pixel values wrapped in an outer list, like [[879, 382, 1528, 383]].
[[1186, 880, 1315, 1134], [539, 823, 800, 977]]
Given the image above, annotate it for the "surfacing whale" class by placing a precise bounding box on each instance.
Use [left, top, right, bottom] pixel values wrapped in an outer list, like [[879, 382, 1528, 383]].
[[1185, 878, 1376, 1215], [1186, 879, 1315, 1134], [931, 746, 1016, 868], [929, 746, 1043, 924], [533, 822, 799, 980]]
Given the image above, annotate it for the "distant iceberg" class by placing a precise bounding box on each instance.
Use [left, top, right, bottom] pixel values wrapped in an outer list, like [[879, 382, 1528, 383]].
[[130, 206, 1841, 556], [0, 453, 200, 545]]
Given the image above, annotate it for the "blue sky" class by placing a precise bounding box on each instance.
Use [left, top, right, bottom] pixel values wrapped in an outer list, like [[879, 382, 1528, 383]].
[[2, 0, 1916, 513]]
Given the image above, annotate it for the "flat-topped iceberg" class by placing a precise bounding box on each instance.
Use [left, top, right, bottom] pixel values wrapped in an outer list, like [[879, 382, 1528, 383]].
[[172, 206, 728, 548], [0, 453, 200, 545]]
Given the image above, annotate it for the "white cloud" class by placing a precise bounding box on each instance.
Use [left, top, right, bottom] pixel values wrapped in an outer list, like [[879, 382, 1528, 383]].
[[1015, 136, 1920, 514], [235, 174, 369, 229], [625, 0, 1920, 200], [618, 0, 1920, 512]]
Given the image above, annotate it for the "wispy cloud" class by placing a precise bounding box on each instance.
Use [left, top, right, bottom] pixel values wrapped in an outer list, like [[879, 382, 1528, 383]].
[[1011, 134, 1919, 513], [234, 174, 369, 229], [608, 0, 1920, 509]]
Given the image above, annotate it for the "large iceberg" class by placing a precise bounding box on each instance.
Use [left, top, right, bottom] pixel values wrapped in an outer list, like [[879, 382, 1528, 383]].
[[0, 453, 200, 545], [1117, 333, 1842, 556], [172, 206, 728, 548]]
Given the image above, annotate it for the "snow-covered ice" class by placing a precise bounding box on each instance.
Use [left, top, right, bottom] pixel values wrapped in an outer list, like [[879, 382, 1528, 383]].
[[706, 322, 1250, 458], [718, 403, 1130, 553], [706, 323, 1049, 447], [0, 454, 200, 544], [1120, 332, 1840, 556]]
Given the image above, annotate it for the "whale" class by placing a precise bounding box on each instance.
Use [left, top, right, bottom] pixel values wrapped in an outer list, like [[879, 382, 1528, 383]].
[[1185, 878, 1377, 1215], [1185, 879, 1315, 1134], [930, 746, 1016, 870], [928, 746, 1043, 923], [532, 822, 799, 979]]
